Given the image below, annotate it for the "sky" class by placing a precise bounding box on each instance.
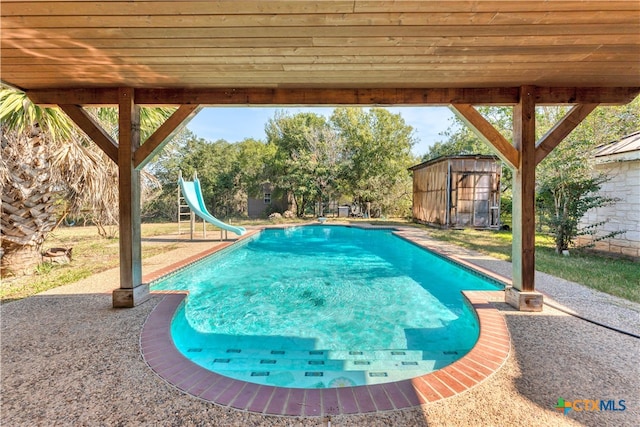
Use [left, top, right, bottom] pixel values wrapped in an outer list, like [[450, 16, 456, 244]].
[[186, 106, 456, 157]]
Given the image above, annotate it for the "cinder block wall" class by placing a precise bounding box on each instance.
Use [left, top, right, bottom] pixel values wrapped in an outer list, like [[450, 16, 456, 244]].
[[577, 159, 640, 258]]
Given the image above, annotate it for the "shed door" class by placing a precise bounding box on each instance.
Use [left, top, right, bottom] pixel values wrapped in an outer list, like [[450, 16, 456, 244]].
[[473, 174, 491, 227], [451, 172, 492, 227]]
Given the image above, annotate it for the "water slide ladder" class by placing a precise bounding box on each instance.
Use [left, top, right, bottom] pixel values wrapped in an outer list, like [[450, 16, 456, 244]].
[[177, 171, 246, 240]]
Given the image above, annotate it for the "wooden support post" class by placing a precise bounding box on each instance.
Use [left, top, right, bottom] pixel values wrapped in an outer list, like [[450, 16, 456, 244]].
[[58, 104, 119, 163], [507, 86, 543, 311], [133, 105, 201, 170], [113, 88, 149, 308]]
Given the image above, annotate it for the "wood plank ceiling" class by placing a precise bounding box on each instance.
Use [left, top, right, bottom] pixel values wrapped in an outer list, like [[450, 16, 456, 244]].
[[2, 1, 640, 95]]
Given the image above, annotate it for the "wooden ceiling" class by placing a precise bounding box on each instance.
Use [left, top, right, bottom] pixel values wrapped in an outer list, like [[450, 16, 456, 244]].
[[2, 1, 639, 104]]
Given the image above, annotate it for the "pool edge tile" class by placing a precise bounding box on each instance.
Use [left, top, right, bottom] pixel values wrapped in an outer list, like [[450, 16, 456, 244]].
[[246, 385, 275, 414], [352, 386, 377, 413], [368, 384, 395, 411], [284, 388, 306, 416], [336, 387, 359, 414], [264, 387, 290, 415], [303, 388, 323, 417]]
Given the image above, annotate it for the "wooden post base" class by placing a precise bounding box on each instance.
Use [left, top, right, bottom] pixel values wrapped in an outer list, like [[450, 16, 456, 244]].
[[113, 284, 150, 308], [506, 287, 543, 312]]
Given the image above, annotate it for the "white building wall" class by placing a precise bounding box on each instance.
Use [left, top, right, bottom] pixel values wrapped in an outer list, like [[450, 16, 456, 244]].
[[577, 159, 640, 258]]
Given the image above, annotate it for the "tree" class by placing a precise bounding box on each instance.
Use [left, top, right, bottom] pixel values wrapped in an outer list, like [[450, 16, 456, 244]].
[[176, 138, 238, 216], [265, 111, 330, 217], [145, 132, 277, 221], [537, 171, 621, 253], [142, 128, 197, 221], [331, 107, 417, 217], [536, 99, 640, 252], [1, 89, 110, 275], [303, 126, 346, 216], [236, 138, 277, 205], [1, 125, 59, 275], [0, 88, 173, 275]]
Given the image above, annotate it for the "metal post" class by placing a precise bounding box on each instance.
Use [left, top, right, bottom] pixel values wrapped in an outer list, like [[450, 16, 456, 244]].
[[177, 170, 182, 236], [190, 211, 194, 240], [445, 160, 451, 227]]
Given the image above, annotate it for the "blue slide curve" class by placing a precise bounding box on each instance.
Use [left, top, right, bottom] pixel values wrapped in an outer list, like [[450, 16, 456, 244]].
[[179, 177, 246, 236]]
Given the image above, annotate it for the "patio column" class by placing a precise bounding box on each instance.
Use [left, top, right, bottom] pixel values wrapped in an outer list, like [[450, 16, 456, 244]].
[[506, 86, 543, 311], [450, 87, 543, 311], [113, 88, 149, 307]]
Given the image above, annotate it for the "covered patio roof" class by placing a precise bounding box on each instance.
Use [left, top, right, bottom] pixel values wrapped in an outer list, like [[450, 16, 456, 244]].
[[2, 1, 639, 93], [2, 1, 639, 309]]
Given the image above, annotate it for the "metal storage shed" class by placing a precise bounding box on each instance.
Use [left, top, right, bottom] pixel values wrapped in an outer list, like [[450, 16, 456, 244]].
[[410, 155, 501, 229]]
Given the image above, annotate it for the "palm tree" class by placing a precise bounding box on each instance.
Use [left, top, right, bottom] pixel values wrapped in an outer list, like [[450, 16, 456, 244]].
[[1, 88, 173, 276]]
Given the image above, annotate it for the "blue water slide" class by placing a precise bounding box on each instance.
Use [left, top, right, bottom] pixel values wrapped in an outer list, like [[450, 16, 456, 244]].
[[178, 177, 246, 236]]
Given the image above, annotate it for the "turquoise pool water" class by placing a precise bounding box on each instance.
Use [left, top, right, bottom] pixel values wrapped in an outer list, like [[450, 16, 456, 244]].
[[152, 225, 502, 388]]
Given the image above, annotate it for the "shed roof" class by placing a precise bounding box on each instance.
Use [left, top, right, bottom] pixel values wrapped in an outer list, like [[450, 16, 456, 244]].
[[594, 131, 640, 157], [409, 154, 499, 171]]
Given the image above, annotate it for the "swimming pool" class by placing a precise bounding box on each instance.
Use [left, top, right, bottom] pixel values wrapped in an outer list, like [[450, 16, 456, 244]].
[[152, 225, 502, 388]]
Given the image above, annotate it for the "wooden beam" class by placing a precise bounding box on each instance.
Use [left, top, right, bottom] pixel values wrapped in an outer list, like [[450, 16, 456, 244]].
[[116, 87, 640, 106], [28, 88, 120, 106], [450, 104, 519, 169], [134, 105, 202, 170], [148, 86, 635, 106], [535, 103, 598, 165], [27, 86, 639, 107], [533, 87, 638, 105], [58, 104, 118, 164], [113, 87, 147, 307], [26, 87, 517, 106], [511, 86, 537, 294]]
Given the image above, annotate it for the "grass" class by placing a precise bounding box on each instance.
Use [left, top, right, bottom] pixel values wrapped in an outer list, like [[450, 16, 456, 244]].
[[0, 223, 183, 303], [2, 220, 638, 304], [422, 227, 640, 303]]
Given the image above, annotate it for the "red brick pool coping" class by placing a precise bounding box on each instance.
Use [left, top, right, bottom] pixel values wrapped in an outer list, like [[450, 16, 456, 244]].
[[140, 226, 511, 416]]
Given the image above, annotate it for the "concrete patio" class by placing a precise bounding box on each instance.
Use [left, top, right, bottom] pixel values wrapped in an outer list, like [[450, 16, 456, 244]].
[[1, 227, 638, 426]]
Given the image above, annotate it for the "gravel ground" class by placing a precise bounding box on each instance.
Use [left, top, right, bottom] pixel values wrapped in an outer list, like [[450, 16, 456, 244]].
[[2, 230, 638, 426]]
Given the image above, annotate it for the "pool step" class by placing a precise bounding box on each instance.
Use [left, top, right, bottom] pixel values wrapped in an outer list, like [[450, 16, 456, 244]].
[[182, 347, 467, 381], [213, 367, 433, 388], [183, 347, 466, 362], [198, 356, 441, 372]]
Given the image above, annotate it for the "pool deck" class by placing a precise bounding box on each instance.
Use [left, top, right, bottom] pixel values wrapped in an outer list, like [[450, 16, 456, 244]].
[[2, 223, 639, 426]]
